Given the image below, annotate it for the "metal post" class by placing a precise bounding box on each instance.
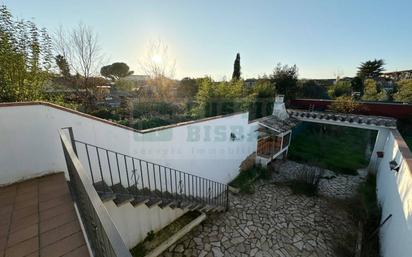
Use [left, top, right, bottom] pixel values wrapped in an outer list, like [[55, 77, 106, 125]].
[[226, 186, 229, 211], [67, 127, 78, 156]]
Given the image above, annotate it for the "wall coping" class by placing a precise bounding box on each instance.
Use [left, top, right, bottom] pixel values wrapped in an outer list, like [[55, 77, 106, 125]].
[[0, 101, 249, 134]]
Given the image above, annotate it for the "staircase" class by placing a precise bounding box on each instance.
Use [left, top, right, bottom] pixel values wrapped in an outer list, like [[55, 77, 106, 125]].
[[65, 129, 229, 213]]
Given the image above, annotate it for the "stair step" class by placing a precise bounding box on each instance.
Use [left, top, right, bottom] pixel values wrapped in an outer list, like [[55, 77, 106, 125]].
[[199, 205, 214, 212], [94, 182, 227, 212], [131, 196, 150, 207], [111, 183, 134, 206], [158, 199, 175, 209], [145, 198, 162, 208], [127, 186, 143, 195], [214, 206, 226, 212], [188, 203, 203, 211], [94, 181, 116, 202]]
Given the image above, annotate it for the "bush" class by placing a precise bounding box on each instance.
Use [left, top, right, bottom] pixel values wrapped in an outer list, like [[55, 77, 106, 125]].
[[229, 165, 271, 194], [89, 108, 120, 120], [328, 96, 360, 113], [133, 101, 182, 117], [328, 81, 352, 98], [132, 117, 172, 130], [289, 167, 323, 197]]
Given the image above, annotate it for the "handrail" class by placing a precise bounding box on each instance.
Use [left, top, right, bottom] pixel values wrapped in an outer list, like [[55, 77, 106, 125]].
[[73, 139, 228, 188], [66, 128, 229, 210], [59, 129, 133, 257]]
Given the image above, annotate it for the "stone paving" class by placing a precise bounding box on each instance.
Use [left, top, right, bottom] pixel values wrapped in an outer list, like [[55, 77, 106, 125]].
[[161, 179, 357, 257], [272, 161, 367, 199]]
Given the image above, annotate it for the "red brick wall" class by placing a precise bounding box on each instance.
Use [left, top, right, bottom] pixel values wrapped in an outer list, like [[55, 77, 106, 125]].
[[291, 99, 412, 119]]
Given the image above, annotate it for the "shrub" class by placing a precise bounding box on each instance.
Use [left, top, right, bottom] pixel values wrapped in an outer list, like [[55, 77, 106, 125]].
[[328, 81, 352, 98], [328, 96, 360, 113], [132, 101, 181, 117], [90, 108, 120, 120], [132, 117, 172, 130], [229, 165, 271, 194]]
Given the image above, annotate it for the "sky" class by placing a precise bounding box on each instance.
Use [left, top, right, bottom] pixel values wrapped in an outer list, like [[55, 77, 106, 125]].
[[2, 0, 412, 80]]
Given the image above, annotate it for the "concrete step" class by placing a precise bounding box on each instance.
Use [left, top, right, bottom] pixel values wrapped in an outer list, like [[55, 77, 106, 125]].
[[158, 199, 175, 209], [111, 183, 134, 206], [145, 198, 163, 208], [94, 181, 226, 213], [94, 181, 116, 202]]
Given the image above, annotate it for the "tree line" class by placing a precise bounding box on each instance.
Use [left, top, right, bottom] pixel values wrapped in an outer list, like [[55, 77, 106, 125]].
[[1, 4, 411, 130]]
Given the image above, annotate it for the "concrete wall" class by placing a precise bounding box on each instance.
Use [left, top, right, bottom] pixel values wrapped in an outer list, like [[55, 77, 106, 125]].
[[0, 103, 258, 248], [0, 103, 258, 186], [104, 201, 186, 248], [376, 130, 412, 257]]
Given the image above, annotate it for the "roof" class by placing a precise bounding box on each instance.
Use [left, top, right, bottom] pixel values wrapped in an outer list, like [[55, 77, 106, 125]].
[[382, 69, 412, 75], [258, 115, 300, 134], [288, 109, 397, 128]]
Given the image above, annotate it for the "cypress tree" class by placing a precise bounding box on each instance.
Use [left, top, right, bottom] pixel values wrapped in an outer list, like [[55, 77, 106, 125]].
[[232, 53, 241, 80]]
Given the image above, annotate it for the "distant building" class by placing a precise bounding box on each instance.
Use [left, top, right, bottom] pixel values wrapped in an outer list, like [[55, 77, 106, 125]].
[[122, 74, 150, 82], [245, 78, 258, 87], [381, 69, 412, 81]]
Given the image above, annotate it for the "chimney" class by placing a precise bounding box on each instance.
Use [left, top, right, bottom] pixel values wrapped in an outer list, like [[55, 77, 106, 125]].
[[272, 95, 289, 120]]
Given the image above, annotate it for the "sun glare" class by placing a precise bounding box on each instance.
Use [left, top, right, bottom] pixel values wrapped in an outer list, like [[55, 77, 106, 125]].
[[151, 54, 162, 64]]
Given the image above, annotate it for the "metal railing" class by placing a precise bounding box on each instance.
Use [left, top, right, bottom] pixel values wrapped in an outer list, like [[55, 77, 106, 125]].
[[59, 129, 133, 257], [66, 127, 229, 210]]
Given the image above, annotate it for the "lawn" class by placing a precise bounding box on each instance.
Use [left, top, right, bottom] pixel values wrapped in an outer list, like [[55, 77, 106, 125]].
[[403, 135, 412, 150], [288, 123, 377, 175]]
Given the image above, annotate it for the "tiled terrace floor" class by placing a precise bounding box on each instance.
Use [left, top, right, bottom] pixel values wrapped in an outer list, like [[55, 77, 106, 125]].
[[0, 173, 90, 257]]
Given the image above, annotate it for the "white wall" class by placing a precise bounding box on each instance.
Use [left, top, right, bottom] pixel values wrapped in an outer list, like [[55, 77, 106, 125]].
[[104, 201, 186, 248], [376, 130, 412, 257], [0, 104, 258, 186], [0, 103, 258, 247], [368, 128, 390, 173]]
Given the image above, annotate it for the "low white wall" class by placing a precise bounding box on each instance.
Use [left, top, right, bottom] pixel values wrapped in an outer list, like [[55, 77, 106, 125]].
[[0, 103, 258, 186], [376, 130, 412, 257], [104, 201, 186, 248]]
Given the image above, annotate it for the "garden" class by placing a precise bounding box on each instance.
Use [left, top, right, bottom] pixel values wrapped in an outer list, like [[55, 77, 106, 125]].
[[288, 123, 377, 175]]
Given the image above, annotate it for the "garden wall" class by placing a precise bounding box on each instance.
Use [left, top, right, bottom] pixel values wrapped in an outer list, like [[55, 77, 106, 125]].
[[0, 102, 258, 186], [291, 98, 412, 119], [376, 130, 412, 257]]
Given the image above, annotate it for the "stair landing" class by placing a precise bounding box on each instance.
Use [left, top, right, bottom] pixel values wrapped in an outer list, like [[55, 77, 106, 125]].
[[0, 173, 90, 257]]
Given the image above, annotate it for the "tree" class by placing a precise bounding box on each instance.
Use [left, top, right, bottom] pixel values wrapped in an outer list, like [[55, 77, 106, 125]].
[[114, 79, 135, 92], [139, 39, 175, 79], [362, 79, 387, 101], [357, 59, 385, 80], [0, 5, 53, 102], [232, 53, 241, 80], [138, 40, 177, 100], [192, 78, 251, 118], [176, 77, 200, 99], [100, 62, 133, 80], [55, 54, 70, 78], [298, 80, 328, 99], [53, 23, 105, 111], [394, 79, 412, 103], [328, 80, 351, 98], [328, 96, 360, 113], [249, 79, 275, 119], [351, 76, 363, 93], [270, 63, 298, 100]]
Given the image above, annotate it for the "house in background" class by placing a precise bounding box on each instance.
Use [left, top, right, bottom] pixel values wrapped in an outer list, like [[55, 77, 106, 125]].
[[382, 69, 412, 81]]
